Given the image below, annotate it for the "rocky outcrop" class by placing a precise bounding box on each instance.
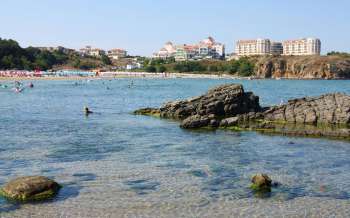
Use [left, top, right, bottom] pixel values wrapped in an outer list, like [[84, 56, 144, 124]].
[[160, 84, 261, 119], [263, 93, 350, 125], [0, 176, 61, 202], [135, 83, 350, 139], [135, 84, 261, 128], [255, 56, 350, 79]]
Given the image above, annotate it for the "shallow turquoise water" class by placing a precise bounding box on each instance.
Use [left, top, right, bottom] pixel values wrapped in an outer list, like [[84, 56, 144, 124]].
[[0, 78, 350, 217]]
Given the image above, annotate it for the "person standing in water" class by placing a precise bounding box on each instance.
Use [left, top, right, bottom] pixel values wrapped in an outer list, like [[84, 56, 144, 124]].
[[84, 106, 93, 116]]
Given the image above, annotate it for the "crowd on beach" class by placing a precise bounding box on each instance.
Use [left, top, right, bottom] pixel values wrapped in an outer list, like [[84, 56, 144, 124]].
[[0, 70, 245, 80], [0, 70, 97, 78], [0, 70, 40, 77]]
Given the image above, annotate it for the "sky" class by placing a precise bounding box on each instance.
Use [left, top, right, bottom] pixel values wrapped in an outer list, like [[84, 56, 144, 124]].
[[1, 0, 349, 56]]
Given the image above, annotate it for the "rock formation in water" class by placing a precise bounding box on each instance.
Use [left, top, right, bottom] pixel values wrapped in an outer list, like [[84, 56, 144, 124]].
[[134, 84, 350, 139], [251, 174, 272, 192], [254, 56, 350, 79], [263, 93, 350, 124], [135, 84, 261, 127], [0, 176, 61, 202]]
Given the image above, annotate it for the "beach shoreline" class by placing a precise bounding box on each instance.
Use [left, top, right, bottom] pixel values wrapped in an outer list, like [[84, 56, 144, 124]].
[[0, 72, 243, 81], [1, 72, 348, 81]]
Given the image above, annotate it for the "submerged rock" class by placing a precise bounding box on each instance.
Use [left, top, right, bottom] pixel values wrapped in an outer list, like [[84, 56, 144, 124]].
[[0, 176, 61, 202], [133, 108, 160, 116], [251, 174, 272, 192]]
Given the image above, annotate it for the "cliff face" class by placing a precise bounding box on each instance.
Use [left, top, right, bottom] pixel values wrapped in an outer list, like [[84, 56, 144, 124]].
[[255, 56, 350, 79]]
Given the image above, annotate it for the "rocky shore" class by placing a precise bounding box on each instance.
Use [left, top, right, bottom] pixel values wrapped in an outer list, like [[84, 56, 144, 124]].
[[134, 83, 350, 139], [255, 55, 350, 79]]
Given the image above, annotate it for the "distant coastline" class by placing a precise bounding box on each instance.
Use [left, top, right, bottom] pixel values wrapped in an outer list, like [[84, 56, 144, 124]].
[[1, 71, 349, 81], [1, 38, 350, 80], [0, 72, 241, 80]]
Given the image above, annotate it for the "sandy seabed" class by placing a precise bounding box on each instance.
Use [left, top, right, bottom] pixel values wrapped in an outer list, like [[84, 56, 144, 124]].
[[2, 196, 349, 218]]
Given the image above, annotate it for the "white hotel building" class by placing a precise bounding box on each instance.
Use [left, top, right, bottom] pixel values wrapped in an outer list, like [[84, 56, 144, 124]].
[[235, 39, 271, 56], [235, 37, 321, 57], [282, 38, 321, 56]]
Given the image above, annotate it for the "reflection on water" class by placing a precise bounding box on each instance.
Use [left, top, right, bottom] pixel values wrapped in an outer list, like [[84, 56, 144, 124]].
[[0, 78, 350, 217]]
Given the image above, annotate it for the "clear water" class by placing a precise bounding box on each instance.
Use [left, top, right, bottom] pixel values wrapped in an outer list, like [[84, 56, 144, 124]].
[[1, 79, 350, 217]]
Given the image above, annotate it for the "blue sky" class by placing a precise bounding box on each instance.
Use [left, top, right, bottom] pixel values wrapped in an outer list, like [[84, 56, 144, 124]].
[[1, 0, 349, 55]]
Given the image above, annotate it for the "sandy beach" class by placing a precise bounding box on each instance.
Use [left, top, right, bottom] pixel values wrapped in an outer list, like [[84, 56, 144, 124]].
[[0, 72, 244, 81]]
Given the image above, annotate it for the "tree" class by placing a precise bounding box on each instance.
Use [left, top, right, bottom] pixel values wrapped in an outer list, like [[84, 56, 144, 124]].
[[78, 61, 97, 70], [327, 51, 350, 58], [227, 61, 240, 74], [173, 61, 206, 72], [101, 54, 112, 65], [238, 61, 254, 76], [145, 65, 157, 72], [157, 65, 167, 72], [208, 65, 218, 72], [1, 55, 15, 69]]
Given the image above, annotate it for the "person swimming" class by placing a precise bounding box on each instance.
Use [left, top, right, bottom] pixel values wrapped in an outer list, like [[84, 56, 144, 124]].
[[14, 87, 23, 93], [84, 106, 93, 116], [128, 80, 134, 88], [28, 82, 34, 88]]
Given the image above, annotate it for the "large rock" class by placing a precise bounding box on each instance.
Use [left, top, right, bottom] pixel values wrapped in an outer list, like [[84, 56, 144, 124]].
[[263, 93, 350, 125], [160, 84, 261, 128], [251, 174, 272, 191], [160, 84, 261, 120], [0, 176, 61, 201], [180, 114, 219, 129], [135, 83, 350, 139]]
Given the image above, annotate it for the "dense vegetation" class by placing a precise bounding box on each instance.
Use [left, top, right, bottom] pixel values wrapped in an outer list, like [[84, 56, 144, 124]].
[[327, 51, 350, 58], [142, 57, 256, 76], [0, 37, 111, 70]]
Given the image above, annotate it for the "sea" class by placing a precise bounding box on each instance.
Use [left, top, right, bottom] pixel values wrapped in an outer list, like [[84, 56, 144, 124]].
[[0, 78, 350, 217]]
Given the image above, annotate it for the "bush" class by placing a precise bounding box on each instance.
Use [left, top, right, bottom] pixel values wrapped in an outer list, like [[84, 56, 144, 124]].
[[208, 65, 218, 72], [327, 51, 350, 58], [78, 61, 97, 70], [173, 61, 206, 72], [145, 65, 157, 72], [157, 65, 167, 72], [101, 54, 112, 65]]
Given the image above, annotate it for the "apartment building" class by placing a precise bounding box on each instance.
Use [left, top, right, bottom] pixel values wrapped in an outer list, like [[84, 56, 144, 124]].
[[154, 37, 225, 61], [36, 46, 75, 54], [235, 39, 271, 56], [235, 38, 320, 56], [152, 42, 176, 59], [283, 38, 321, 56], [174, 44, 198, 61], [270, 42, 283, 55], [79, 46, 105, 57], [107, 49, 127, 60]]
